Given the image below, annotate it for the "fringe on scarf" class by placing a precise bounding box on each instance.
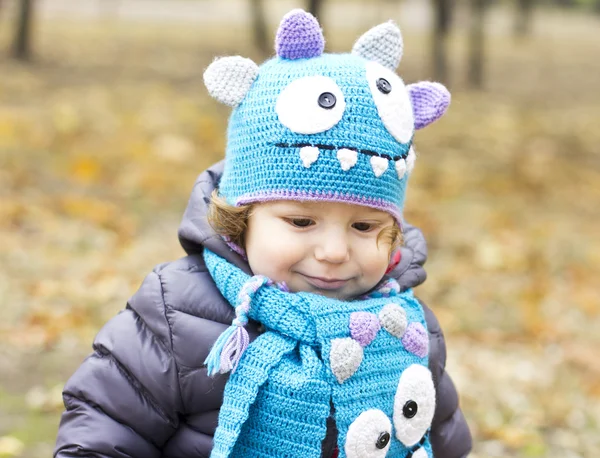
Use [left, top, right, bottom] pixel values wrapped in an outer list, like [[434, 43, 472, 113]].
[[205, 275, 273, 375]]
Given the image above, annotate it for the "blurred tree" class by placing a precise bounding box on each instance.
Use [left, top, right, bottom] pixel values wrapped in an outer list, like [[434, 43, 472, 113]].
[[250, 0, 269, 55], [467, 0, 487, 89], [595, 0, 600, 12], [515, 0, 534, 37], [432, 0, 453, 85], [308, 0, 325, 20], [12, 0, 35, 61]]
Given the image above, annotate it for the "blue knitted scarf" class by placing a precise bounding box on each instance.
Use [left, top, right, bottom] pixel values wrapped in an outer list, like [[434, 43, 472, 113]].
[[203, 249, 436, 458]]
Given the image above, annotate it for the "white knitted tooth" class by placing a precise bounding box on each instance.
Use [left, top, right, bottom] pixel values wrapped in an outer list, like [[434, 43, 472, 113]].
[[299, 146, 320, 168], [395, 158, 407, 179], [406, 146, 416, 173], [337, 148, 358, 171], [370, 156, 389, 178]]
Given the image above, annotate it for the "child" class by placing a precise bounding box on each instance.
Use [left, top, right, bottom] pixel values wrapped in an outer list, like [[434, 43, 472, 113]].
[[55, 9, 471, 458]]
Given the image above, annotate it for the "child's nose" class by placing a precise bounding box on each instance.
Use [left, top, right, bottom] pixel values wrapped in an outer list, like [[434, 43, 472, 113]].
[[314, 233, 351, 264]]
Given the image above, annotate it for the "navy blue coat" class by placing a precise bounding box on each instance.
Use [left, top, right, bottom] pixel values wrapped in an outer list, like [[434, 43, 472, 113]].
[[54, 162, 472, 458]]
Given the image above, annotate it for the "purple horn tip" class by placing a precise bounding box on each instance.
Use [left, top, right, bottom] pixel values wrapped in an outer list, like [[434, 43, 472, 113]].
[[275, 9, 324, 60]]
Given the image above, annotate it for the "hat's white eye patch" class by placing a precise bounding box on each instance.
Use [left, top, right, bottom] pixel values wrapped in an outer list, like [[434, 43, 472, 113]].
[[345, 409, 392, 458], [276, 76, 346, 134], [393, 364, 435, 447], [366, 61, 414, 144]]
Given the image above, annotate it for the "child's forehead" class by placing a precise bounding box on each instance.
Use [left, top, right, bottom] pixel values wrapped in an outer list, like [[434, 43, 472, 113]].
[[260, 200, 392, 218]]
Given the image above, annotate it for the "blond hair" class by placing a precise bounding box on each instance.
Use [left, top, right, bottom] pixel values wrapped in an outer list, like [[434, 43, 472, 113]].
[[207, 190, 402, 254]]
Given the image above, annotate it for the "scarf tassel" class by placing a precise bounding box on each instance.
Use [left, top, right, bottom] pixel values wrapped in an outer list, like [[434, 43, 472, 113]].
[[205, 325, 250, 376]]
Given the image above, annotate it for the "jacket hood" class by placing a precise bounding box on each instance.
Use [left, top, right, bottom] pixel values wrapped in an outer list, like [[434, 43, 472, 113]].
[[178, 161, 428, 290]]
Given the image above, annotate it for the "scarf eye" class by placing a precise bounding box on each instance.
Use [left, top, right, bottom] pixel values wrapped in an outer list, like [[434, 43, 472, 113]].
[[345, 409, 392, 458], [393, 365, 435, 447]]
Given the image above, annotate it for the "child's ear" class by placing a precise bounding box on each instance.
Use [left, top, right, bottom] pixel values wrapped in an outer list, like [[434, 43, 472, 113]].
[[406, 81, 451, 129], [203, 56, 259, 107]]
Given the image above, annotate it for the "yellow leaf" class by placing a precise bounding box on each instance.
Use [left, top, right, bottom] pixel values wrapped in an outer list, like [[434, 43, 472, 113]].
[[0, 117, 18, 147], [59, 196, 117, 227], [25, 386, 47, 411], [0, 436, 24, 457], [70, 157, 101, 184], [152, 134, 194, 163], [52, 103, 80, 135]]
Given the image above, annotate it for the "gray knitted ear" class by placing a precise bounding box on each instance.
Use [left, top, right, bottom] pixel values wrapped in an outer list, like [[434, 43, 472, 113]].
[[352, 21, 403, 70], [203, 56, 259, 107]]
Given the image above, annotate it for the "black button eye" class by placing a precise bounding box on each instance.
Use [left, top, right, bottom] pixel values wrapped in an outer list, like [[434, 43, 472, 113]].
[[403, 400, 418, 418], [318, 92, 336, 109], [375, 431, 390, 449], [376, 78, 392, 94]]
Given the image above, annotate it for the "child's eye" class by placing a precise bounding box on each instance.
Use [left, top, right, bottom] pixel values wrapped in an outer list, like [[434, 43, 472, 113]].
[[352, 222, 375, 232], [287, 218, 315, 228]]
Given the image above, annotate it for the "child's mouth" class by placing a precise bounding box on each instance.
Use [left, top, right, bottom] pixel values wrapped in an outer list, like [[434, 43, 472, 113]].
[[300, 274, 350, 290]]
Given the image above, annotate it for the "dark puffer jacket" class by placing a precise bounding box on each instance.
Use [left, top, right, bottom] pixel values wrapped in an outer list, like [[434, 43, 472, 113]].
[[54, 162, 472, 458]]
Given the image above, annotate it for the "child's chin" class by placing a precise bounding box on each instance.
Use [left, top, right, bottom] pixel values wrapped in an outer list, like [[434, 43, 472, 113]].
[[305, 285, 360, 301], [316, 289, 350, 300], [289, 276, 368, 301]]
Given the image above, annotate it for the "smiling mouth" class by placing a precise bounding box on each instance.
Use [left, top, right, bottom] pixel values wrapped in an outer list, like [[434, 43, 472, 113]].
[[274, 142, 414, 178], [300, 274, 350, 290]]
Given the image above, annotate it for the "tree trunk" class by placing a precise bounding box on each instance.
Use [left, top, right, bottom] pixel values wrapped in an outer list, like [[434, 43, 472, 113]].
[[515, 0, 534, 37], [432, 0, 452, 85], [249, 0, 269, 55], [308, 0, 324, 21], [12, 0, 35, 61], [595, 0, 600, 14], [467, 0, 486, 89]]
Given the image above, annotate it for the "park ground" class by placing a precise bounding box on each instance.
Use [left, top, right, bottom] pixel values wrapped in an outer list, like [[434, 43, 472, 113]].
[[0, 1, 599, 457]]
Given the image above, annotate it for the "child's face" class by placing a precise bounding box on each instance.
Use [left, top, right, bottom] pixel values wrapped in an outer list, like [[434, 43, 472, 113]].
[[244, 201, 395, 300]]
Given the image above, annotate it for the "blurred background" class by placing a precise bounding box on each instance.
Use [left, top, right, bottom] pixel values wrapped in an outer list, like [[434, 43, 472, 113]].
[[0, 0, 599, 457]]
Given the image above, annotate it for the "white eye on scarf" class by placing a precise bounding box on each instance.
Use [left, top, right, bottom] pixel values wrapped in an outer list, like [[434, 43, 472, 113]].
[[365, 61, 414, 144], [345, 409, 392, 458], [276, 75, 346, 134], [393, 364, 436, 446]]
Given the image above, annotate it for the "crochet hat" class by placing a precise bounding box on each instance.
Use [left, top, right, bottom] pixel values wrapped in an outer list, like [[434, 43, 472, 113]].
[[204, 9, 450, 223]]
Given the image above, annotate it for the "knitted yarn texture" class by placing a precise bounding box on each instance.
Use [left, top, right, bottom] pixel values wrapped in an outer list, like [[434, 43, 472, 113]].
[[203, 9, 451, 225], [203, 249, 435, 458]]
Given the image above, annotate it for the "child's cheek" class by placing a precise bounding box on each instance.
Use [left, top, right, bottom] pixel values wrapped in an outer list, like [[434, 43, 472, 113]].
[[258, 236, 302, 280], [355, 236, 389, 279]]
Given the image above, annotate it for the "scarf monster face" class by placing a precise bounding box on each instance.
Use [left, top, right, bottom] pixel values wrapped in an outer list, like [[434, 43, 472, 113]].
[[204, 249, 436, 458]]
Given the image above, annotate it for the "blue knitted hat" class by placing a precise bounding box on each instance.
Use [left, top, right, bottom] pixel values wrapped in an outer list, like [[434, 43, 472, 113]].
[[204, 9, 450, 223]]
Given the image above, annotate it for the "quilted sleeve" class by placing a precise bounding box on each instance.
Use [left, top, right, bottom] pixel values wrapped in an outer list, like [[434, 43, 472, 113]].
[[422, 301, 473, 458], [54, 270, 184, 457]]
